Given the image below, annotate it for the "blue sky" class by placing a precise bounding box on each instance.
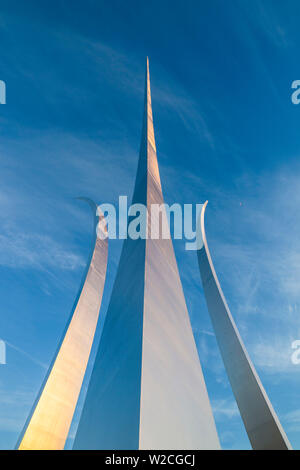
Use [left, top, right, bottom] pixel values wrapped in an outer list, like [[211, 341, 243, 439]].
[[0, 0, 300, 450]]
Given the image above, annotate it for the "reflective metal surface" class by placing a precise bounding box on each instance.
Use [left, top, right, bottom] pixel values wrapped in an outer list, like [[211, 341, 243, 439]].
[[73, 59, 220, 450], [197, 201, 291, 450], [17, 205, 108, 450]]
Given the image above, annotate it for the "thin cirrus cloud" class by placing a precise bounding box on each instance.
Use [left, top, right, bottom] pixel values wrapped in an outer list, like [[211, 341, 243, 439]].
[[239, 0, 291, 48], [206, 167, 300, 377], [283, 409, 300, 432], [0, 386, 37, 433], [211, 399, 240, 419], [0, 229, 84, 271], [161, 159, 300, 380]]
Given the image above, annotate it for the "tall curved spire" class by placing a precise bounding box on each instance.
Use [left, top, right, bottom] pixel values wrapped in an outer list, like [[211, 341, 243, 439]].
[[73, 59, 220, 450], [17, 204, 108, 450], [197, 201, 291, 450]]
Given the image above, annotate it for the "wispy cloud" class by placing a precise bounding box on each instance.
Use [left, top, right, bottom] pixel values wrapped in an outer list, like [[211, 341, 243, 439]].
[[198, 329, 215, 337], [0, 228, 84, 271], [163, 161, 300, 381], [250, 337, 296, 374], [0, 387, 35, 433], [203, 165, 300, 376], [283, 409, 300, 432], [240, 0, 290, 48], [53, 33, 217, 149], [212, 399, 240, 419], [5, 341, 47, 370]]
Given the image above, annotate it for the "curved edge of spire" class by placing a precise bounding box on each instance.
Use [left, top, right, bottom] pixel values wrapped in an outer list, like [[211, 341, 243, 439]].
[[198, 202, 292, 450], [16, 201, 108, 450], [200, 200, 234, 315]]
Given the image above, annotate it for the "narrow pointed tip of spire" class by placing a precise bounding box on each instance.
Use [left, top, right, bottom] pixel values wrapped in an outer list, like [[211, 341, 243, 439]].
[[141, 54, 157, 154]]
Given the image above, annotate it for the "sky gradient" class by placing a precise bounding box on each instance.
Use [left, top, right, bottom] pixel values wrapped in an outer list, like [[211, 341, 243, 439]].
[[0, 0, 300, 450]]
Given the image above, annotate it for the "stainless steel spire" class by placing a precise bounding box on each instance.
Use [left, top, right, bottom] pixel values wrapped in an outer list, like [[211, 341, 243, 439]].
[[73, 59, 220, 450], [197, 201, 291, 450], [17, 203, 108, 450]]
